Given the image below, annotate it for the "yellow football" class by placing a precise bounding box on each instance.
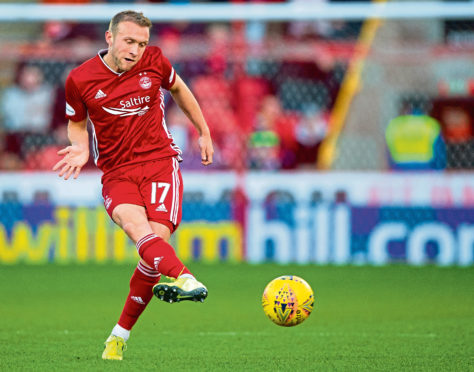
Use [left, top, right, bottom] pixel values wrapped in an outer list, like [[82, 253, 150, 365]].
[[262, 275, 314, 327]]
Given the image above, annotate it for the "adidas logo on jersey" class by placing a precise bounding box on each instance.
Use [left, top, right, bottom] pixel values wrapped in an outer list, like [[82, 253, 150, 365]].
[[155, 203, 168, 212], [104, 195, 112, 209], [131, 296, 145, 305], [95, 89, 107, 99]]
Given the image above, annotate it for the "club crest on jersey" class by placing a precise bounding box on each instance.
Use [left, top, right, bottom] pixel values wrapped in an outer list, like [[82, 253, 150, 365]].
[[139, 76, 152, 89]]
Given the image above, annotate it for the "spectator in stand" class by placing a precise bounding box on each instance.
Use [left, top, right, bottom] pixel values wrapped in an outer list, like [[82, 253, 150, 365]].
[[0, 65, 54, 163], [248, 96, 280, 170], [248, 95, 299, 170], [1, 65, 53, 133], [385, 113, 446, 170], [0, 133, 23, 170], [248, 131, 280, 170], [294, 103, 328, 168], [432, 103, 474, 169]]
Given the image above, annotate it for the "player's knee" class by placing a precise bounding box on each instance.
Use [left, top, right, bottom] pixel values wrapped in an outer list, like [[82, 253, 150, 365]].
[[122, 221, 139, 239]]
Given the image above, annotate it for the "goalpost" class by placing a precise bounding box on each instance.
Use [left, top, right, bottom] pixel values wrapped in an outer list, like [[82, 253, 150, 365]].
[[0, 2, 474, 22]]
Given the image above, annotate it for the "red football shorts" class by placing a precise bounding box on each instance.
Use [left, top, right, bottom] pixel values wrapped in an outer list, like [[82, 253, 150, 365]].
[[101, 157, 183, 233]]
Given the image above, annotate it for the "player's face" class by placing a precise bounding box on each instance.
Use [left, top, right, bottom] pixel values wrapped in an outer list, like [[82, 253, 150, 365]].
[[106, 21, 149, 73]]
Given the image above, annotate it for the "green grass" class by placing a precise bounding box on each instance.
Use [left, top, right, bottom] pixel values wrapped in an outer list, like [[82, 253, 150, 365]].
[[0, 263, 473, 371]]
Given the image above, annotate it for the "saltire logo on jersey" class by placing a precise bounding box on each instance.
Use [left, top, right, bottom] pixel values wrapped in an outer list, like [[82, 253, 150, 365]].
[[102, 105, 149, 117]]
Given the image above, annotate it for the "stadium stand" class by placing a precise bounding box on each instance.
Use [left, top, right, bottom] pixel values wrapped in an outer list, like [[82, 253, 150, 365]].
[[0, 1, 473, 172]]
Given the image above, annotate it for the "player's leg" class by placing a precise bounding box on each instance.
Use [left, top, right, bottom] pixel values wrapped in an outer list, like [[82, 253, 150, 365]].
[[101, 204, 156, 360], [102, 159, 205, 360], [109, 202, 187, 278], [102, 205, 187, 360], [112, 202, 206, 301], [148, 221, 208, 303], [102, 258, 160, 359], [102, 175, 151, 360], [140, 158, 207, 303], [101, 175, 177, 359]]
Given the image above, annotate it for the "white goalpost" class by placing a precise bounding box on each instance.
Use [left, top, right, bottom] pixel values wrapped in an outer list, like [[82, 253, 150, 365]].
[[0, 2, 473, 22]]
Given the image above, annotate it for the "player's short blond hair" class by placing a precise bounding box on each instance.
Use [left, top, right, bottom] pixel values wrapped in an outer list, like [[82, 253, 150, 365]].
[[109, 10, 152, 35]]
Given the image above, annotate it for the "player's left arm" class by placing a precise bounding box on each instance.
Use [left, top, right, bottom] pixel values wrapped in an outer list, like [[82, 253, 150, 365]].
[[169, 74, 214, 166]]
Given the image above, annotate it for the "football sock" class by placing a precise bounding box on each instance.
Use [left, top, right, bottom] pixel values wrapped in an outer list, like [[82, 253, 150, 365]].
[[111, 324, 130, 341], [117, 261, 161, 331], [136, 233, 192, 278], [179, 273, 195, 279]]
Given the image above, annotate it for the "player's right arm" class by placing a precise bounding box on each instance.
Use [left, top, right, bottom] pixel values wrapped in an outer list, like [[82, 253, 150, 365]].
[[52, 119, 89, 180]]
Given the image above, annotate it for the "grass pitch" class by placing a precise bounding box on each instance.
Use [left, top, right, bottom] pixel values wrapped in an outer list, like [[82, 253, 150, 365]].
[[0, 263, 472, 371]]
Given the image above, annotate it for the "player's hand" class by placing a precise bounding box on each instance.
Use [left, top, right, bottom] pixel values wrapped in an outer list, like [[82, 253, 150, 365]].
[[198, 135, 214, 166], [52, 143, 89, 180]]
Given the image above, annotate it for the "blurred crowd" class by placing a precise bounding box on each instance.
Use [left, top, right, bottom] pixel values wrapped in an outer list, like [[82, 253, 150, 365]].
[[0, 1, 359, 172], [3, 1, 472, 172]]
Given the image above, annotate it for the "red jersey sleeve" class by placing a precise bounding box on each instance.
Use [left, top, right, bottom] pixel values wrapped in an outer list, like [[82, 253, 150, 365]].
[[65, 73, 87, 122], [160, 54, 177, 90]]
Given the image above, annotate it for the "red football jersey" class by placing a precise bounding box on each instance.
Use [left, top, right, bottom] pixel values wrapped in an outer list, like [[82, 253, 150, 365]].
[[65, 46, 180, 175]]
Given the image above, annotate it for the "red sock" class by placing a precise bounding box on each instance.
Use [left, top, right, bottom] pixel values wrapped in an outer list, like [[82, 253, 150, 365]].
[[136, 234, 191, 279], [117, 261, 161, 330]]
